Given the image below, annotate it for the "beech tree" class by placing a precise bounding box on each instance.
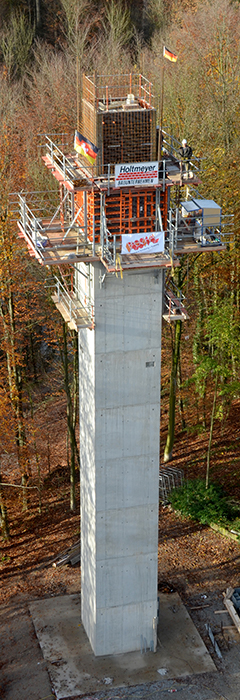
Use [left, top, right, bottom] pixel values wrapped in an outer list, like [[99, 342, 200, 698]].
[[193, 299, 240, 487], [58, 321, 79, 512], [0, 208, 30, 509]]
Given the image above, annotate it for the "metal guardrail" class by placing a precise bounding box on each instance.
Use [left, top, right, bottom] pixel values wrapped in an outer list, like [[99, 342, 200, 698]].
[[18, 192, 93, 260], [166, 206, 235, 252], [159, 467, 184, 505], [162, 130, 201, 176], [43, 135, 170, 188], [45, 136, 84, 184], [18, 194, 47, 261], [50, 277, 94, 329], [221, 214, 234, 240]]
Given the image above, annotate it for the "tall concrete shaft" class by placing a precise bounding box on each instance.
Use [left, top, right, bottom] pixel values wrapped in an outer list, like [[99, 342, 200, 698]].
[[79, 263, 163, 656]]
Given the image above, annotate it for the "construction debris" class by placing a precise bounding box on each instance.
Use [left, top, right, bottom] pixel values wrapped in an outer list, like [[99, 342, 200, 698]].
[[52, 540, 80, 567], [205, 623, 222, 660], [214, 609, 229, 614], [223, 587, 240, 634]]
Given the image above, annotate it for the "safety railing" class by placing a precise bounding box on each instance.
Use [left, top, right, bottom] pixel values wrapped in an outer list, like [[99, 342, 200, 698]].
[[220, 214, 234, 241], [166, 204, 234, 252], [51, 277, 94, 329], [162, 130, 201, 177], [43, 136, 171, 188], [18, 194, 48, 261], [45, 136, 86, 184], [17, 191, 99, 266], [84, 73, 155, 109]]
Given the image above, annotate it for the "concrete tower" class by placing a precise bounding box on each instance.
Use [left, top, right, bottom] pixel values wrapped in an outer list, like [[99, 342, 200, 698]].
[[79, 263, 163, 654], [17, 72, 226, 657]]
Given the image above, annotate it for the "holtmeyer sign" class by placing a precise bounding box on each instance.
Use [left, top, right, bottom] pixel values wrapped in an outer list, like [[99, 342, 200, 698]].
[[115, 161, 158, 188]]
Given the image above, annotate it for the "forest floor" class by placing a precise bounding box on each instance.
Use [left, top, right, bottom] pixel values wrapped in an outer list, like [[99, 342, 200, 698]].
[[1, 389, 240, 608], [1, 375, 240, 698]]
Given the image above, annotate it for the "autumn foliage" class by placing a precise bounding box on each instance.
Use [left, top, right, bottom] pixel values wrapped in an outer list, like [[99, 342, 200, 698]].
[[1, 0, 240, 542]]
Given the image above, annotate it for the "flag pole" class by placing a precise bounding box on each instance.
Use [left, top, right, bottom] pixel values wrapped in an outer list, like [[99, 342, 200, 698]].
[[76, 54, 80, 131], [159, 46, 178, 159], [159, 62, 165, 161]]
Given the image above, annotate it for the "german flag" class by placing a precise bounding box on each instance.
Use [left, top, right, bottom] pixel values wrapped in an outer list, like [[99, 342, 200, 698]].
[[163, 46, 178, 63], [74, 131, 99, 165]]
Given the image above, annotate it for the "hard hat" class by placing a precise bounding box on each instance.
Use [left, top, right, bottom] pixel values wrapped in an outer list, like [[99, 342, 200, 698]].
[[182, 139, 187, 146]]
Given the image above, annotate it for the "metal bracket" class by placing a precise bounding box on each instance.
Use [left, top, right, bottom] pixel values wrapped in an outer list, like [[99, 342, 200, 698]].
[[99, 272, 106, 288]]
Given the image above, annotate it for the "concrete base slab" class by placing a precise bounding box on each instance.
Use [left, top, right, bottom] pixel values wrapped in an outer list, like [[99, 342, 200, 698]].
[[29, 592, 216, 700]]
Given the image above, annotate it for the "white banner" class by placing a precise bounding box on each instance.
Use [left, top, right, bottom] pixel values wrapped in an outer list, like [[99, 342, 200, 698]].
[[121, 231, 164, 255], [115, 161, 158, 188]]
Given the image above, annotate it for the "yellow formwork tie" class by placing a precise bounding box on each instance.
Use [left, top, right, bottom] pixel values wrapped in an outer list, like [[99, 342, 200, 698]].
[[116, 253, 123, 279], [169, 250, 175, 277]]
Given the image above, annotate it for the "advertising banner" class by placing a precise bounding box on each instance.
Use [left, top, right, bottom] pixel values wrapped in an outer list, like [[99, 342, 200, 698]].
[[121, 231, 164, 255], [115, 161, 158, 188]]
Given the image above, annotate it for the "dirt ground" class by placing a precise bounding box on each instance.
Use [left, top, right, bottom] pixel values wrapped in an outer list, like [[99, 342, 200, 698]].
[[1, 386, 240, 607]]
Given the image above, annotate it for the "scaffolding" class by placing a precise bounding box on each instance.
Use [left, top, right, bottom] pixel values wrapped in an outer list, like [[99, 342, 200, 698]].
[[17, 191, 98, 265], [163, 286, 189, 322], [17, 185, 174, 272], [166, 199, 229, 256], [15, 74, 234, 283], [50, 277, 94, 331]]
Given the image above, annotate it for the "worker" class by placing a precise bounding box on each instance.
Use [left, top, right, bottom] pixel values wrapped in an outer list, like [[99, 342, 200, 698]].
[[179, 139, 192, 176]]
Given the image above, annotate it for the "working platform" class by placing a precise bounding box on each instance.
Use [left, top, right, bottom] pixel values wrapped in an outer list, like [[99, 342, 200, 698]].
[[17, 216, 99, 266], [42, 135, 175, 193], [17, 191, 175, 271], [163, 287, 189, 322], [17, 189, 231, 268], [42, 134, 200, 194], [51, 277, 94, 331], [167, 198, 233, 256], [102, 251, 177, 273]]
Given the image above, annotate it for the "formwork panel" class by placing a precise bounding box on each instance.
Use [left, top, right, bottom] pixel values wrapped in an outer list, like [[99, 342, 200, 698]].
[[76, 188, 167, 243]]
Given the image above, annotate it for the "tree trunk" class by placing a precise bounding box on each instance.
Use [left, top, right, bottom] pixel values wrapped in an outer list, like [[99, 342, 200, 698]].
[[206, 372, 219, 489], [164, 318, 182, 462], [0, 468, 10, 541], [60, 322, 77, 512], [177, 359, 186, 430], [0, 290, 30, 511]]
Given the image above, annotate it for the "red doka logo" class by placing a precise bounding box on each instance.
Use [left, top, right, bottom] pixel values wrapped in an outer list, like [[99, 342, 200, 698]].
[[126, 234, 159, 253]]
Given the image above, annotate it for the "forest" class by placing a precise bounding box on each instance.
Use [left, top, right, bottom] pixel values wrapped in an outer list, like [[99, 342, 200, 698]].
[[1, 0, 240, 566]]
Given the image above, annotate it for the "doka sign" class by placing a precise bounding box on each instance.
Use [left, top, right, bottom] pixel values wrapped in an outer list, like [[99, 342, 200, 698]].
[[121, 231, 164, 255], [115, 161, 158, 188]]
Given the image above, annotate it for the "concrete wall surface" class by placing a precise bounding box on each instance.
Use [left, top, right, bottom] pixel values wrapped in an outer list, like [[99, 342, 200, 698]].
[[79, 264, 163, 655]]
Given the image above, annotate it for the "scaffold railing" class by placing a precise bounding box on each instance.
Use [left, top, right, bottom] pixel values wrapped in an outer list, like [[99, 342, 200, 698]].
[[83, 73, 155, 110], [50, 277, 94, 330], [17, 192, 97, 265]]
